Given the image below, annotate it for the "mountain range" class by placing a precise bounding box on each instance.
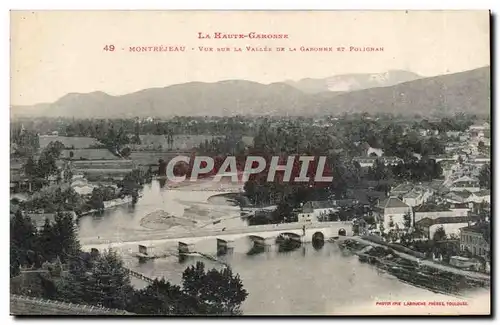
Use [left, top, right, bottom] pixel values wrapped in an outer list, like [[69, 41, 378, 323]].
[[284, 70, 422, 94], [11, 66, 490, 118]]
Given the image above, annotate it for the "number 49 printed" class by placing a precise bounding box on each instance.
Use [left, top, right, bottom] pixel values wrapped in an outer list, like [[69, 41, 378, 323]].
[[103, 45, 115, 51]]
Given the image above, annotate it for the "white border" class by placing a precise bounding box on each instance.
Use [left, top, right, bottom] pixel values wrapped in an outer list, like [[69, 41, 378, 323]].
[[2, 1, 498, 325]]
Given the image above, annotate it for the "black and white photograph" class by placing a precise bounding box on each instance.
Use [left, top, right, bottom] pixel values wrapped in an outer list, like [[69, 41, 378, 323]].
[[9, 10, 491, 316]]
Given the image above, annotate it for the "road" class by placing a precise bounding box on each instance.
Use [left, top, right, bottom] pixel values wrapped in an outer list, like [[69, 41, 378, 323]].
[[343, 237, 490, 281]]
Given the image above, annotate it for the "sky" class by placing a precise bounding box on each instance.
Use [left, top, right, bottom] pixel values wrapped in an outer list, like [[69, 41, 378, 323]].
[[10, 10, 490, 106]]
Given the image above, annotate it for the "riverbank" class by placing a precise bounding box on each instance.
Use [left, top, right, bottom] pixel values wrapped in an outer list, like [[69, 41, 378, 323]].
[[337, 237, 490, 296], [79, 197, 133, 216], [140, 210, 197, 230]]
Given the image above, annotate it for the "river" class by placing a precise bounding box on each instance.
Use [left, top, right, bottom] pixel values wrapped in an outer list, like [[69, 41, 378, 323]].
[[77, 180, 490, 315]]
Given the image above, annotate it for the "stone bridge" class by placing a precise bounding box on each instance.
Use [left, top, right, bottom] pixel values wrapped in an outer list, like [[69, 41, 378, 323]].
[[82, 222, 353, 256], [177, 221, 353, 255]]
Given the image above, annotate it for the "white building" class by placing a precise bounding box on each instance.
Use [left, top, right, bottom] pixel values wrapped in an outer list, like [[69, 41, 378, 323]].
[[376, 196, 412, 230]]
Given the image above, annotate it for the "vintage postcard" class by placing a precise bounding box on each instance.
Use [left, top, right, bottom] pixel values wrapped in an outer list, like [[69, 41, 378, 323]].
[[9, 10, 491, 316]]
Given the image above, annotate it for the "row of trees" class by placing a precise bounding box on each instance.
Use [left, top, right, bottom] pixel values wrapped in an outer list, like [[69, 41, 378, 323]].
[[412, 114, 477, 133], [10, 211, 80, 277], [20, 187, 83, 214], [369, 157, 443, 182], [10, 210, 248, 315]]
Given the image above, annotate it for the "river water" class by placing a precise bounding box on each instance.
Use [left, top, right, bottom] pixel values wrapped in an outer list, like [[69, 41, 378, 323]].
[[77, 180, 489, 315]]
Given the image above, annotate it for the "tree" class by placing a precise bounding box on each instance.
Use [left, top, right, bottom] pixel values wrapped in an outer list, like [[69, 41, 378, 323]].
[[10, 210, 38, 268], [52, 212, 80, 262], [369, 159, 390, 181], [128, 279, 188, 315], [271, 200, 294, 224], [478, 140, 485, 151], [89, 250, 134, 309], [37, 141, 64, 179], [479, 164, 491, 189], [433, 226, 447, 242], [403, 211, 412, 229], [23, 156, 38, 178], [10, 245, 21, 277], [59, 250, 134, 309], [379, 222, 385, 235], [38, 218, 57, 262], [89, 187, 105, 212], [182, 261, 248, 315], [120, 147, 131, 158]]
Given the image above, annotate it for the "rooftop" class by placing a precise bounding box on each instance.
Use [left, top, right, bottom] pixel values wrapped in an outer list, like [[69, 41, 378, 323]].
[[474, 190, 491, 197], [391, 183, 414, 194], [378, 196, 410, 209], [460, 223, 491, 244]]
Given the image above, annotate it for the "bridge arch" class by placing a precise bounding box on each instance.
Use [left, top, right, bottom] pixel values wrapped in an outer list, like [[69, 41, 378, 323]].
[[312, 231, 324, 242], [338, 228, 346, 236], [276, 232, 302, 244], [312, 231, 325, 250]]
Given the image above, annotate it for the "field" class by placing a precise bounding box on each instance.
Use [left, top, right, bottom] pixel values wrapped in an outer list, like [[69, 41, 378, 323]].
[[60, 149, 119, 160], [39, 134, 254, 151], [129, 134, 221, 151], [129, 151, 188, 166], [130, 134, 254, 151], [39, 136, 101, 149]]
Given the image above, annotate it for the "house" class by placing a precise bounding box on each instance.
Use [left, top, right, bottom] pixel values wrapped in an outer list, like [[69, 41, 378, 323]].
[[469, 190, 490, 204], [301, 201, 339, 220], [352, 157, 378, 168], [390, 183, 414, 197], [347, 189, 387, 206], [366, 147, 384, 157], [460, 223, 490, 257], [429, 154, 458, 163], [446, 131, 461, 138], [471, 155, 490, 164], [443, 190, 473, 204], [70, 175, 96, 195], [414, 209, 455, 223], [71, 159, 136, 181], [469, 122, 490, 132], [415, 216, 473, 239], [297, 212, 314, 223], [449, 176, 480, 193], [381, 157, 403, 166], [421, 180, 448, 195], [376, 196, 412, 230], [401, 186, 433, 207]]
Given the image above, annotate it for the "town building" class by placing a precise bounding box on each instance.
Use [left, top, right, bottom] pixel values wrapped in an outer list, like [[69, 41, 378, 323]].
[[459, 223, 490, 257], [401, 186, 433, 207], [376, 196, 412, 230], [449, 176, 481, 193], [415, 216, 475, 239], [301, 201, 339, 220]]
